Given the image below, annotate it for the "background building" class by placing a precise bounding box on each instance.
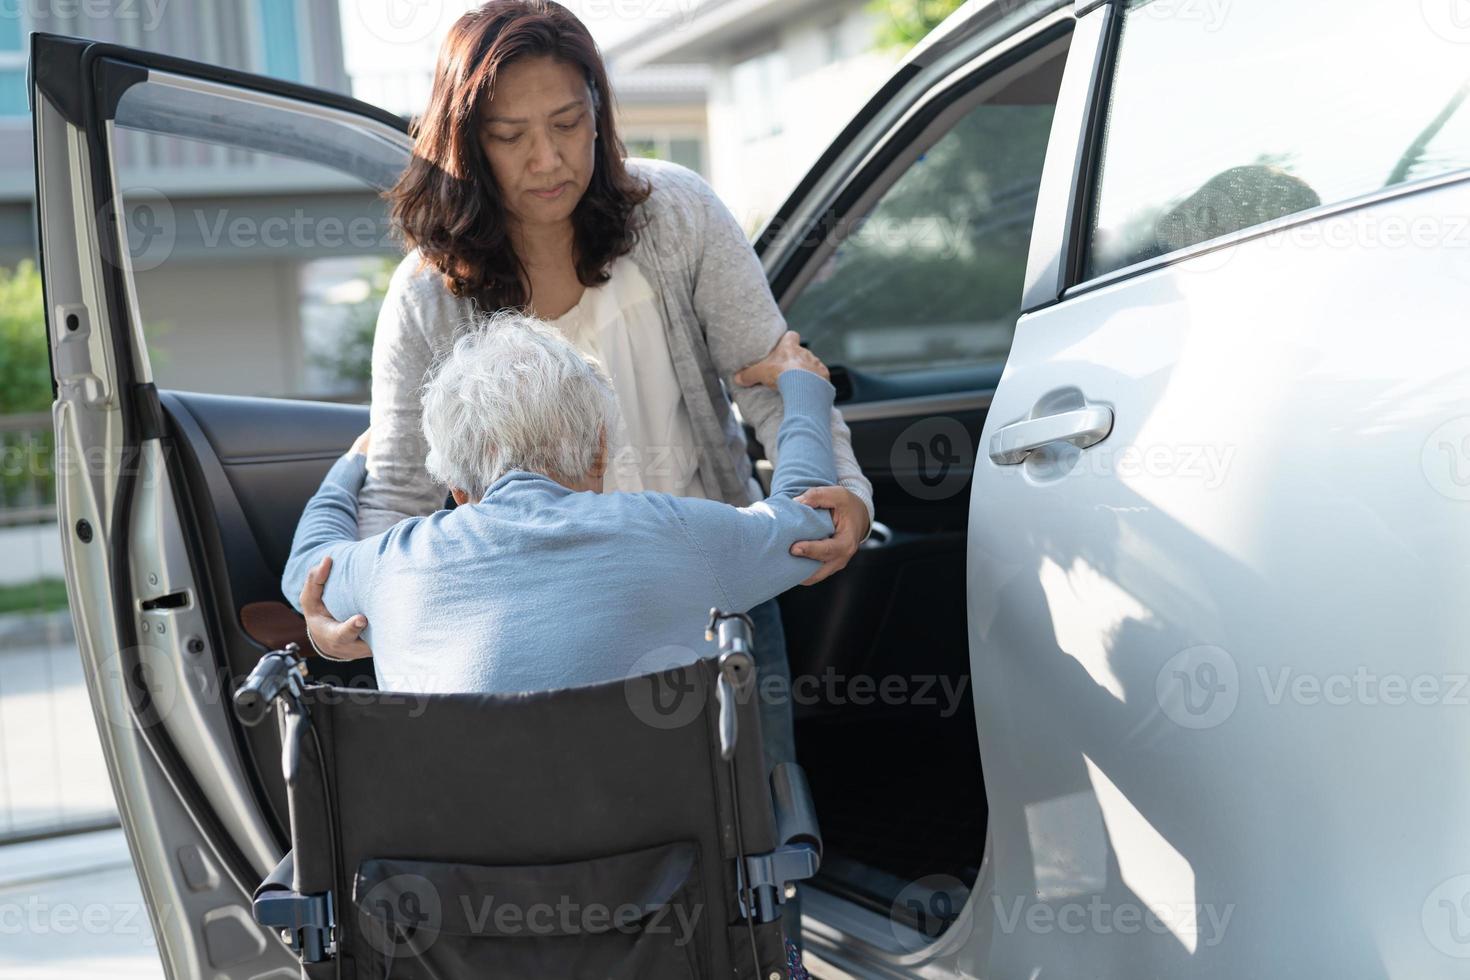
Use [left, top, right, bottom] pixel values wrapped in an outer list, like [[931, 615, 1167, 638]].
[[1, 1, 710, 400], [609, 0, 902, 231]]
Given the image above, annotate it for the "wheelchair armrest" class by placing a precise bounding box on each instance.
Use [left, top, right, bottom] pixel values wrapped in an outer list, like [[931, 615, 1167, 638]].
[[256, 849, 295, 897], [770, 763, 822, 863], [253, 849, 334, 964], [739, 764, 823, 923]]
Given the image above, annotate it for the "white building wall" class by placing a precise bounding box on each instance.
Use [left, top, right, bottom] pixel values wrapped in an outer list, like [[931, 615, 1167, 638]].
[[134, 259, 306, 397], [706, 4, 901, 232]]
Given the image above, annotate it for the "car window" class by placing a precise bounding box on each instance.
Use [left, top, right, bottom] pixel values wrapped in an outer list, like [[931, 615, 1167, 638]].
[[106, 120, 403, 402], [1088, 0, 1470, 279], [783, 54, 1062, 377]]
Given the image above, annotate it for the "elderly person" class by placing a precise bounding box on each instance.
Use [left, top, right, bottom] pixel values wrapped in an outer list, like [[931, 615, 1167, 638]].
[[280, 317, 837, 696]]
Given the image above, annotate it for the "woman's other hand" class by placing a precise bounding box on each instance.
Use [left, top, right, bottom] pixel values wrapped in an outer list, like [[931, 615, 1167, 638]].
[[790, 486, 870, 585], [300, 556, 372, 661], [734, 331, 830, 389]]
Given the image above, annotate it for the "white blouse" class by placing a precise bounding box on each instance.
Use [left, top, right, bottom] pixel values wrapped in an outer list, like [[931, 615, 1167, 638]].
[[548, 255, 711, 499]]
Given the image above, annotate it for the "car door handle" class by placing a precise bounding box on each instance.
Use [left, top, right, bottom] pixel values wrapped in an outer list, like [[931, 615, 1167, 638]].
[[988, 405, 1114, 465]]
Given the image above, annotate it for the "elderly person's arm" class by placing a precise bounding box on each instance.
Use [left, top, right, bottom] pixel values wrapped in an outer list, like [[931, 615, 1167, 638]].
[[669, 334, 841, 611], [280, 432, 380, 658], [682, 168, 873, 583]]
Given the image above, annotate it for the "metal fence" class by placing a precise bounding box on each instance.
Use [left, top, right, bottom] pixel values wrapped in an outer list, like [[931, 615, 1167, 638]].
[[0, 410, 119, 844]]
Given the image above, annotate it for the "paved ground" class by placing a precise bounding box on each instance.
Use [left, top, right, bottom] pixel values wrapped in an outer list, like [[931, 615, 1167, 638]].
[[0, 613, 115, 840], [0, 609, 159, 977], [0, 829, 164, 979]]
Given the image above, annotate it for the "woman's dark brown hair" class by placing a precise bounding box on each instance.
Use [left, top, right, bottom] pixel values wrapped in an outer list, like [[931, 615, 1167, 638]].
[[387, 1, 650, 313]]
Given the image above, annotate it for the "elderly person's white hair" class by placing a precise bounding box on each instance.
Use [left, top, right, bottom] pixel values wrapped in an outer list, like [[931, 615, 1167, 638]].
[[421, 312, 617, 498]]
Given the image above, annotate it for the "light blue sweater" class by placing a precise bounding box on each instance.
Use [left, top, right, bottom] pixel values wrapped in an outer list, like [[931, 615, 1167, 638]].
[[281, 370, 837, 694]]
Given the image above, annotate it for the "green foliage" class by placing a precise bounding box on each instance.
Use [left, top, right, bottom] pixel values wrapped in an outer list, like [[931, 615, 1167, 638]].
[[0, 260, 51, 416], [0, 260, 56, 512], [0, 578, 69, 615], [784, 103, 1056, 371], [310, 257, 398, 391], [869, 0, 968, 50]]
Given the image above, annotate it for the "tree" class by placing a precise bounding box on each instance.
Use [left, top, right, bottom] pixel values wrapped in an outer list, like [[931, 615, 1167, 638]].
[[870, 0, 968, 50], [0, 260, 51, 416], [0, 260, 55, 510], [308, 257, 398, 392]]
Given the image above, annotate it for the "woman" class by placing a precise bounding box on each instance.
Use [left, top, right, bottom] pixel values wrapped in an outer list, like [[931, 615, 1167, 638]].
[[303, 0, 873, 774]]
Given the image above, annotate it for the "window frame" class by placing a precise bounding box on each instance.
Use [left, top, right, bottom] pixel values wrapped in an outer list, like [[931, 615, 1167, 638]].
[[770, 18, 1075, 375], [1053, 0, 1470, 302]]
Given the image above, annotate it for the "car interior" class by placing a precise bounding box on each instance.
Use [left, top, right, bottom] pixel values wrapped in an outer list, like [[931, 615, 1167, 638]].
[[96, 21, 1070, 953]]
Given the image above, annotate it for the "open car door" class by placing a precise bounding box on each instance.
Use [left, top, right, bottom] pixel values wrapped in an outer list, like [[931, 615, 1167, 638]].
[[30, 33, 405, 976]]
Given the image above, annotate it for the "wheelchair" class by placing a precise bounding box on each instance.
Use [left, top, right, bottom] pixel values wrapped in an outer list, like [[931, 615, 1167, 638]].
[[234, 610, 822, 979]]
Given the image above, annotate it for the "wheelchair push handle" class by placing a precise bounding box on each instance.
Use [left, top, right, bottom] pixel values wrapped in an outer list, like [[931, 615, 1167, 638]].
[[706, 609, 756, 760], [234, 643, 307, 726]]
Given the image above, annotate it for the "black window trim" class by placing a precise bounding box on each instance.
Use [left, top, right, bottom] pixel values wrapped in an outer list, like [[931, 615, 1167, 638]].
[[1019, 0, 1119, 314]]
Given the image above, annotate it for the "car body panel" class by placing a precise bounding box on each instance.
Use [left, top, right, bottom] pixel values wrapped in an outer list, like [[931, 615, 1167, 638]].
[[966, 6, 1470, 975]]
